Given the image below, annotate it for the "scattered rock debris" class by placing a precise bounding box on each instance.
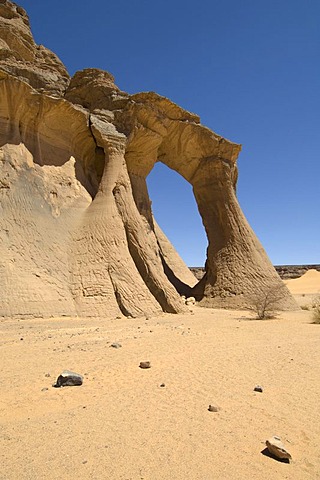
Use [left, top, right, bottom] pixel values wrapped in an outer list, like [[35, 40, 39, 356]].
[[185, 296, 196, 306]]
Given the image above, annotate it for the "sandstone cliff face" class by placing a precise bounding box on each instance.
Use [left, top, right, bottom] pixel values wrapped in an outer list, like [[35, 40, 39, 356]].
[[0, 0, 297, 318], [0, 1, 69, 96]]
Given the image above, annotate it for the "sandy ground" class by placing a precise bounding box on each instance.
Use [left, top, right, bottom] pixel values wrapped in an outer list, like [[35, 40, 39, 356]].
[[1, 271, 320, 480]]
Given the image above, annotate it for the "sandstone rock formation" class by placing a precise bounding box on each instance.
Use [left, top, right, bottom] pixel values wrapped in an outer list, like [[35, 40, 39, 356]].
[[0, 0, 297, 318]]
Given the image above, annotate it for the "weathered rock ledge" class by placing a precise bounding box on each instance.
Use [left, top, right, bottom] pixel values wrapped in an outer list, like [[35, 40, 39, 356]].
[[0, 0, 297, 318]]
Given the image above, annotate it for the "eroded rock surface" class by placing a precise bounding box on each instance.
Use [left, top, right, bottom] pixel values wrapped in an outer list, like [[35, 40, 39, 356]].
[[0, 0, 297, 318], [0, 1, 69, 95]]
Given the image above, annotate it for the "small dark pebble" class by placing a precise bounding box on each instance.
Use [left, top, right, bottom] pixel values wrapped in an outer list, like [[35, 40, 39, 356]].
[[208, 405, 220, 412], [160, 383, 165, 387], [45, 373, 51, 378], [41, 387, 49, 392], [110, 342, 122, 349], [254, 385, 263, 393], [139, 361, 151, 369]]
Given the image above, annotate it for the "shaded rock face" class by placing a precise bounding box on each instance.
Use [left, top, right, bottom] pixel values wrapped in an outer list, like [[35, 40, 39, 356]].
[[0, 1, 297, 318]]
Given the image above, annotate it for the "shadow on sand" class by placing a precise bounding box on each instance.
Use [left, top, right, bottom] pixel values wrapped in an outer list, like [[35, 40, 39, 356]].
[[260, 447, 290, 464]]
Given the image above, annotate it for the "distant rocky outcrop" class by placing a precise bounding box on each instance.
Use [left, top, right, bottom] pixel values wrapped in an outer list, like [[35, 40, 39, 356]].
[[274, 264, 320, 279], [0, 0, 297, 318], [190, 265, 320, 281]]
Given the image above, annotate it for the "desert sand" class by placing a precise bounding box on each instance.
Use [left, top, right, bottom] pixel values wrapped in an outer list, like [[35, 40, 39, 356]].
[[1, 273, 320, 480]]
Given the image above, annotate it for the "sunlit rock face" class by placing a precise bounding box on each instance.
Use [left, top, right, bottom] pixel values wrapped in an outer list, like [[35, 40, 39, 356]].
[[0, 0, 69, 95], [0, 0, 297, 318]]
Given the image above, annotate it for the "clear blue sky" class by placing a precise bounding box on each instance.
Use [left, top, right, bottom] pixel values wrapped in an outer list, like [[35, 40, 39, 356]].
[[18, 0, 320, 266]]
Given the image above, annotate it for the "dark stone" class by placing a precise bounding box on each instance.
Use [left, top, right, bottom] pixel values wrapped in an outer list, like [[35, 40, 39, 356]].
[[254, 385, 263, 393], [208, 404, 220, 412], [53, 370, 83, 387], [110, 342, 122, 348], [139, 361, 151, 369]]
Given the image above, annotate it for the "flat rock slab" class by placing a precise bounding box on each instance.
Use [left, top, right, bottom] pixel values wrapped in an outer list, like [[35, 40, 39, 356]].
[[53, 370, 83, 388], [266, 436, 292, 461]]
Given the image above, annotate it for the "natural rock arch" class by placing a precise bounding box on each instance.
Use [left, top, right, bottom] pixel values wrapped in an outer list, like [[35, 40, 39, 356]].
[[116, 91, 294, 311], [0, 1, 297, 318]]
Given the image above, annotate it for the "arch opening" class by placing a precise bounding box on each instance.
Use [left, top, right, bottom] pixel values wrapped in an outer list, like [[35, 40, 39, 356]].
[[146, 161, 207, 294]]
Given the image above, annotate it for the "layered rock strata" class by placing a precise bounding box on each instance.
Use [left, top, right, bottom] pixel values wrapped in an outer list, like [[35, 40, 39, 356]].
[[0, 0, 297, 318]]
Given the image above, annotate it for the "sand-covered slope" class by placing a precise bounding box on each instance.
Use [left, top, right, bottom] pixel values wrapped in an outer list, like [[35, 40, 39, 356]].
[[285, 269, 320, 295], [285, 269, 320, 308]]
